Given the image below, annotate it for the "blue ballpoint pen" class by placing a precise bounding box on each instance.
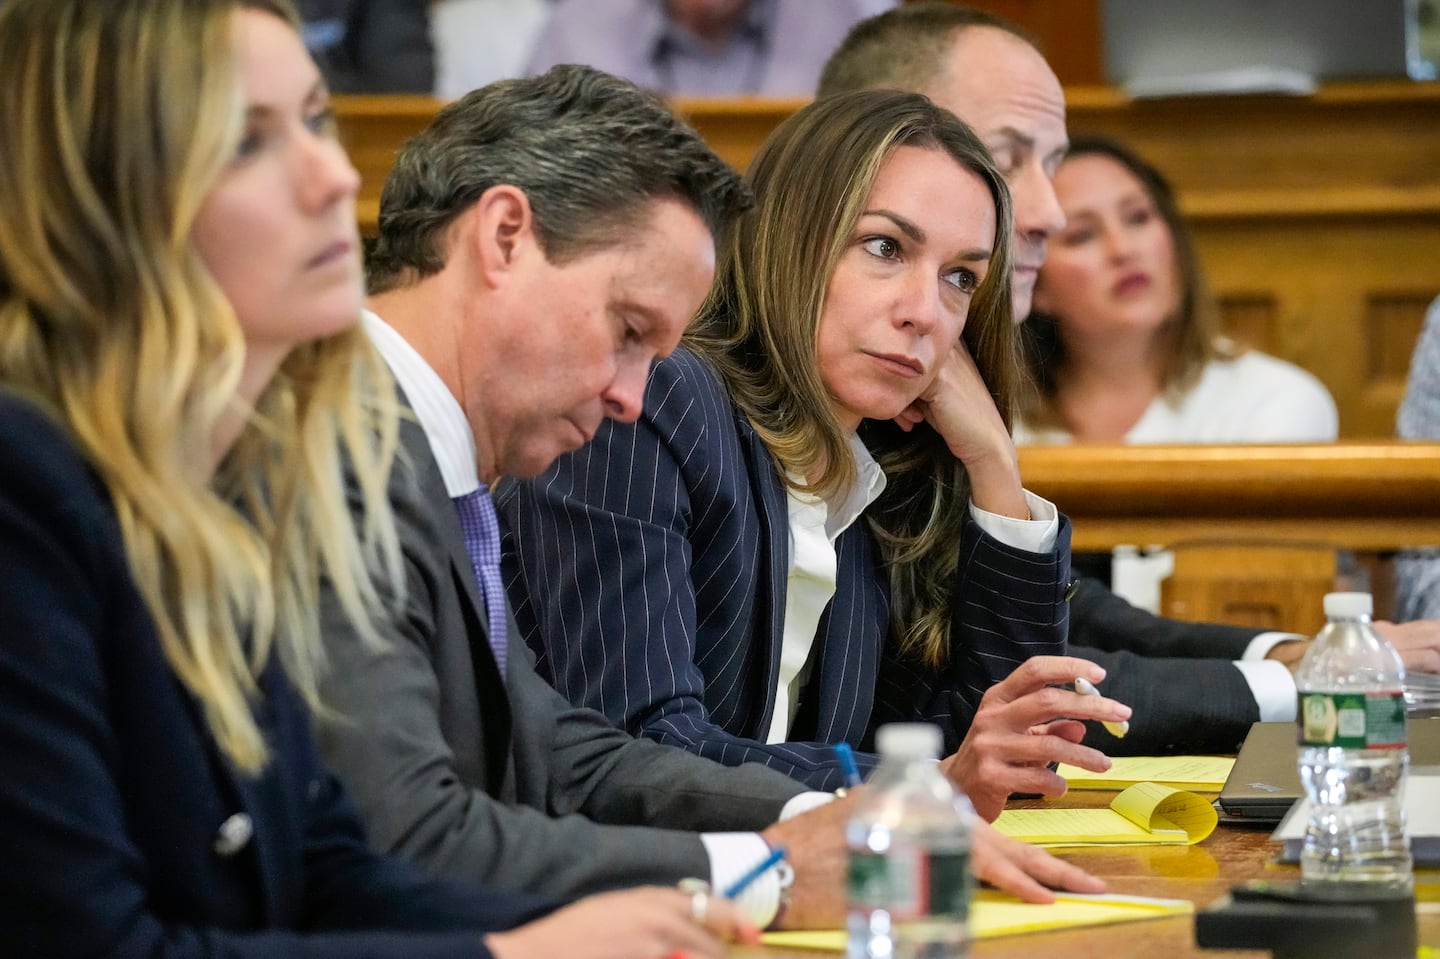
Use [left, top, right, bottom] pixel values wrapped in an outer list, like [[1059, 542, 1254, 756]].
[[722, 845, 788, 899], [835, 742, 863, 789]]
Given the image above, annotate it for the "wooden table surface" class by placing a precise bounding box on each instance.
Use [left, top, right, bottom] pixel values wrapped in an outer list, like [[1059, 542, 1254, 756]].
[[742, 789, 1440, 958]]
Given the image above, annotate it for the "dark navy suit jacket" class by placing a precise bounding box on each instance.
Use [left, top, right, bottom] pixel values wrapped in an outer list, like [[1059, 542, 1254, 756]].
[[0, 392, 554, 957], [499, 348, 1072, 791], [1068, 578, 1262, 755]]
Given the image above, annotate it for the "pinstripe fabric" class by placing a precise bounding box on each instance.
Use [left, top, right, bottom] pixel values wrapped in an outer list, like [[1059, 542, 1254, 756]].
[[498, 348, 1072, 791]]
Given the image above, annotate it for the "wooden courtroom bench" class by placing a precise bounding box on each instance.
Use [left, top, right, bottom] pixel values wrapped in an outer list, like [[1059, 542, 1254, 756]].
[[1018, 442, 1440, 633], [334, 81, 1440, 438]]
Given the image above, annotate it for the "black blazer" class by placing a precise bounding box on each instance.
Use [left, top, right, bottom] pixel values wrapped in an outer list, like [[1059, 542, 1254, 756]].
[[1067, 577, 1263, 755], [0, 392, 553, 957], [500, 348, 1072, 790]]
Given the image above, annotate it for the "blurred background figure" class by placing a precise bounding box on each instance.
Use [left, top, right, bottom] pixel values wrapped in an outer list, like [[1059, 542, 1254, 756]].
[[433, 0, 551, 98], [298, 0, 435, 92], [1015, 136, 1337, 445], [1394, 294, 1440, 622], [527, 0, 896, 96]]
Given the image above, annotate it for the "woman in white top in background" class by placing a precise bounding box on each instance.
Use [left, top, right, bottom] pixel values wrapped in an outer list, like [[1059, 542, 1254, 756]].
[[1014, 136, 1337, 445]]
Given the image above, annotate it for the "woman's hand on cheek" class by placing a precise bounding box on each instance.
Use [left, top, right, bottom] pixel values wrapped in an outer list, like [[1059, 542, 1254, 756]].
[[909, 343, 1029, 519]]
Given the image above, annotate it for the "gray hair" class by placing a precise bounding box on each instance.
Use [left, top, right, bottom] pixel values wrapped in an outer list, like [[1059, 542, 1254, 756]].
[[367, 64, 750, 292]]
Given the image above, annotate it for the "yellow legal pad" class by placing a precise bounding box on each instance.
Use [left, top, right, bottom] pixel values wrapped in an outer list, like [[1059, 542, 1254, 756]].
[[1057, 755, 1235, 791], [761, 891, 1193, 950], [992, 782, 1218, 846]]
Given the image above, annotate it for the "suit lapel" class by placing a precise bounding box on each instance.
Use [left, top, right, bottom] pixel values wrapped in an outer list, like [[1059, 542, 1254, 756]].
[[734, 417, 790, 738], [811, 527, 885, 743], [397, 414, 514, 791]]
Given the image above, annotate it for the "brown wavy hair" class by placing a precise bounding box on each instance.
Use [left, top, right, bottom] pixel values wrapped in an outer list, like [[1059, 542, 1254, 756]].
[[1021, 135, 1234, 429], [687, 89, 1017, 668]]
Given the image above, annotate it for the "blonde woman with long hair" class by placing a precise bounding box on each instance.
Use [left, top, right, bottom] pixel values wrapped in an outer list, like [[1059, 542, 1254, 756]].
[[501, 90, 1131, 824], [0, 1, 757, 955]]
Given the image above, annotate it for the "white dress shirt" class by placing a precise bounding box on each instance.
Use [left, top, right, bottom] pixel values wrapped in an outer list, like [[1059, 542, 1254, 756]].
[[767, 432, 1061, 744]]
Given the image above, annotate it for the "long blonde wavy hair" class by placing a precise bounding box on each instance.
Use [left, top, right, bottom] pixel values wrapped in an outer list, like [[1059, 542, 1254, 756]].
[[0, 0, 401, 774], [687, 90, 1017, 668]]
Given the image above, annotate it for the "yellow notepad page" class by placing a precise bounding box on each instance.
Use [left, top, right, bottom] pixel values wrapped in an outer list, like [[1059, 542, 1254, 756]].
[[1057, 755, 1235, 791], [761, 891, 1194, 951], [993, 782, 1218, 847]]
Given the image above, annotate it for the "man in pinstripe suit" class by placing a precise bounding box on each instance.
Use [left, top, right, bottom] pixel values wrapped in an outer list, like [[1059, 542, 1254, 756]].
[[313, 65, 1104, 931]]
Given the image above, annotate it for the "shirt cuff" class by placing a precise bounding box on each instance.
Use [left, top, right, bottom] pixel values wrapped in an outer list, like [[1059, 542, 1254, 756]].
[[1241, 631, 1307, 661], [778, 790, 837, 820], [1232, 659, 1298, 721], [699, 833, 780, 928], [969, 489, 1059, 553]]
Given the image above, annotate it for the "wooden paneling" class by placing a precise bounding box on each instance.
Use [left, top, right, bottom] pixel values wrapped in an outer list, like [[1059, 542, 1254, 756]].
[[333, 95, 444, 234], [1215, 293, 1281, 355], [914, 0, 1105, 85], [1159, 543, 1335, 636], [669, 96, 807, 173]]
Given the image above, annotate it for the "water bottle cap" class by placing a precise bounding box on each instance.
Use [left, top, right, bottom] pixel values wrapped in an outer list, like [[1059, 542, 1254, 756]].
[[1323, 592, 1373, 618], [875, 723, 943, 761]]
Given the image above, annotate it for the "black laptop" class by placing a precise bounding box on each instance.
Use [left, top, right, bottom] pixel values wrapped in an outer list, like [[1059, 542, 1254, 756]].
[[1217, 717, 1440, 823]]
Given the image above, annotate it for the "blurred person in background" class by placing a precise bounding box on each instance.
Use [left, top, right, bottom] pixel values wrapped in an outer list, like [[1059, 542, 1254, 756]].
[[1015, 136, 1337, 445], [433, 0, 551, 98], [528, 0, 895, 96], [1394, 294, 1440, 627], [298, 0, 435, 92]]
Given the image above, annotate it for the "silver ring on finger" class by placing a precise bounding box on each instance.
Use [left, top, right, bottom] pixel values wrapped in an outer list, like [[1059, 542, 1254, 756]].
[[677, 877, 711, 924]]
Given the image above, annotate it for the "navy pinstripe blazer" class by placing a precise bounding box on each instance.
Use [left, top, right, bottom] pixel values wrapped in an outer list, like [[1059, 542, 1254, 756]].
[[499, 348, 1072, 792]]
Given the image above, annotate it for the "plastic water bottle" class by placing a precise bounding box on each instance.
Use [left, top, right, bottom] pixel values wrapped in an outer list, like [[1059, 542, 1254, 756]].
[[846, 723, 973, 959], [1296, 592, 1412, 888]]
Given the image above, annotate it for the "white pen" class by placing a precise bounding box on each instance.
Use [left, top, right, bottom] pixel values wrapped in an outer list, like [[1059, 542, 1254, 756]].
[[1073, 676, 1130, 739]]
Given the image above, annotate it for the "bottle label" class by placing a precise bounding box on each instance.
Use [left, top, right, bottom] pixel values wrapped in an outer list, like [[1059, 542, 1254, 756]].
[[1298, 691, 1407, 749], [847, 847, 972, 921]]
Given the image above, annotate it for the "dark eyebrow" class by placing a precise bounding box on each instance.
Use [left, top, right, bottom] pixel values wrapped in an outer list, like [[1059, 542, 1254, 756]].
[[863, 209, 991, 262], [862, 209, 926, 244]]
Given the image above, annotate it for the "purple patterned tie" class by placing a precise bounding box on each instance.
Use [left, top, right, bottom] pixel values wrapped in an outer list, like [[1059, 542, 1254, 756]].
[[451, 486, 507, 675]]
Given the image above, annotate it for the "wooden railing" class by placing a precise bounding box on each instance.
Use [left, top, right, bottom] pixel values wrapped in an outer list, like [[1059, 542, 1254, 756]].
[[1018, 442, 1440, 630], [1017, 442, 1440, 553]]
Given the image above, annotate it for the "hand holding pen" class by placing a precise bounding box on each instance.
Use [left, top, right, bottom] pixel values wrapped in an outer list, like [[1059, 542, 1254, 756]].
[[834, 742, 864, 793]]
